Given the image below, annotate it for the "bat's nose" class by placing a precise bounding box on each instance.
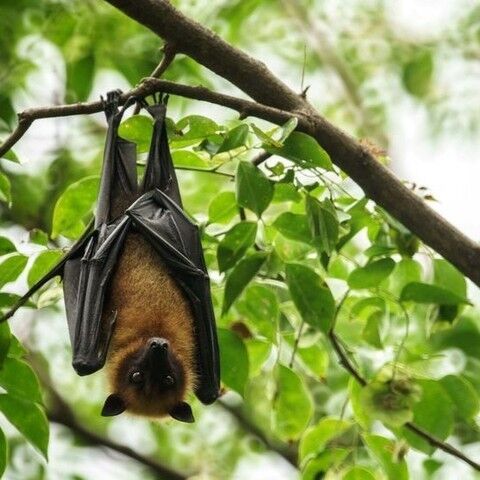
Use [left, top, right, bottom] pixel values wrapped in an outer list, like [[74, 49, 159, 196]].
[[148, 337, 169, 351]]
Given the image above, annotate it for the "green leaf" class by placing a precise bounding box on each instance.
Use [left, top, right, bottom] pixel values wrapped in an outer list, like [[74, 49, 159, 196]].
[[434, 259, 466, 298], [402, 50, 434, 98], [299, 417, 352, 464], [278, 117, 298, 143], [363, 311, 383, 348], [236, 284, 278, 340], [245, 338, 271, 377], [217, 222, 257, 272], [0, 357, 42, 403], [2, 149, 19, 163], [0, 254, 28, 289], [172, 150, 209, 168], [343, 467, 376, 480], [439, 375, 479, 420], [52, 176, 99, 239], [0, 323, 11, 368], [403, 379, 454, 454], [285, 263, 335, 333], [302, 449, 350, 480], [66, 53, 95, 102], [0, 394, 49, 459], [400, 282, 471, 305], [118, 115, 153, 153], [29, 229, 49, 246], [363, 434, 409, 480], [0, 237, 16, 256], [272, 212, 311, 243], [297, 343, 329, 379], [236, 161, 273, 217], [0, 172, 11, 205], [266, 131, 332, 170], [217, 328, 249, 395], [272, 183, 301, 203], [349, 378, 371, 429], [173, 115, 219, 147], [389, 259, 423, 297], [273, 365, 313, 441], [306, 196, 339, 255], [250, 124, 283, 148], [222, 252, 267, 314], [0, 428, 7, 478], [27, 250, 62, 287], [208, 191, 238, 224], [217, 124, 249, 153], [348, 258, 396, 289]]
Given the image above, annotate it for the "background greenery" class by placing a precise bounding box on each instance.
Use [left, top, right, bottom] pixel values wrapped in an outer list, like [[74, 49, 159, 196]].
[[1, 0, 480, 479]]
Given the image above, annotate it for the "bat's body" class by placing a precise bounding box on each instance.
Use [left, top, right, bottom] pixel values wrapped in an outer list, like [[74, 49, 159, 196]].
[[2, 92, 220, 422], [104, 233, 197, 418]]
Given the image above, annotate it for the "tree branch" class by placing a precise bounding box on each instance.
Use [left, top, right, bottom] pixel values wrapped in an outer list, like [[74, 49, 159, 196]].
[[102, 0, 480, 288]]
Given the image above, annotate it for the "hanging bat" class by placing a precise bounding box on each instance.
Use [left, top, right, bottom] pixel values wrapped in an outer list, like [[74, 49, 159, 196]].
[[1, 91, 220, 422]]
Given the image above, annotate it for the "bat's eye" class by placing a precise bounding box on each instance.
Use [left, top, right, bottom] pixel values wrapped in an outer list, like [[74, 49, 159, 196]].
[[164, 375, 175, 386], [130, 371, 144, 385]]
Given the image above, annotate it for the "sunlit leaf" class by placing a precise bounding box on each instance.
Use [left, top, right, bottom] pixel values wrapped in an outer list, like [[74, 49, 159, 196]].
[[266, 131, 332, 170], [118, 115, 153, 153], [348, 258, 396, 289], [0, 172, 11, 205], [402, 379, 453, 454], [217, 124, 249, 153], [208, 191, 238, 224], [273, 212, 311, 243], [285, 263, 335, 333], [400, 282, 470, 305], [299, 417, 352, 464], [273, 365, 313, 440], [439, 375, 479, 420], [0, 394, 49, 459], [236, 161, 273, 217], [0, 358, 42, 403], [218, 328, 249, 395], [0, 254, 28, 289], [51, 176, 99, 239], [27, 250, 62, 287], [222, 252, 267, 314], [0, 237, 16, 256], [363, 434, 409, 480]]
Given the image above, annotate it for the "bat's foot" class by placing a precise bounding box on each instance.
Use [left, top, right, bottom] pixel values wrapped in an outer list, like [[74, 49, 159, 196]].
[[100, 89, 123, 118]]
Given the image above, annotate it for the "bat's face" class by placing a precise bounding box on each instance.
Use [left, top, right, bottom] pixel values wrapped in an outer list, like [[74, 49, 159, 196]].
[[102, 337, 194, 422]]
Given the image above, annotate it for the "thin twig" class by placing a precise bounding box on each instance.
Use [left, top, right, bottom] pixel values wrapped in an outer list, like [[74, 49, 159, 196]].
[[252, 151, 272, 166], [328, 329, 480, 471], [133, 42, 177, 114], [218, 400, 298, 467]]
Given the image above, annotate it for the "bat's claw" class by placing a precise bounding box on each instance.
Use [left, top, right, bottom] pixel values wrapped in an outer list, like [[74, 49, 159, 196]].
[[101, 89, 123, 118]]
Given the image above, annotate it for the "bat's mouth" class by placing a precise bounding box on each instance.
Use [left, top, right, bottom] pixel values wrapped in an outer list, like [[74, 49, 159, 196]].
[[144, 337, 178, 388]]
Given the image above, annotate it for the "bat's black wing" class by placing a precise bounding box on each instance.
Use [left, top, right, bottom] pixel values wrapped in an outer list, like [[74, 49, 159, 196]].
[[3, 91, 220, 404]]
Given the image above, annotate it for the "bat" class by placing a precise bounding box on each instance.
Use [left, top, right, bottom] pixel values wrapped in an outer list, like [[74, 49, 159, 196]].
[[2, 91, 220, 422]]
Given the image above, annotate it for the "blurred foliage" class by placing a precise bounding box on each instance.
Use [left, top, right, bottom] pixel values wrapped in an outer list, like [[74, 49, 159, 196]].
[[1, 1, 480, 480]]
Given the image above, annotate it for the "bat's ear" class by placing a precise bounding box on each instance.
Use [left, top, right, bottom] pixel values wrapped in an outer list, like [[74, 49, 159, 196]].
[[101, 393, 126, 417], [169, 402, 194, 423]]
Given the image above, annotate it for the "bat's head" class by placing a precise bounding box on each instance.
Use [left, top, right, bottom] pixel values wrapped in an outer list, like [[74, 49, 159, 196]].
[[102, 337, 194, 422]]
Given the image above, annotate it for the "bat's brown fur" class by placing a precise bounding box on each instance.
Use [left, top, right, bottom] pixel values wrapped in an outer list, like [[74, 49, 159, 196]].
[[104, 232, 197, 417]]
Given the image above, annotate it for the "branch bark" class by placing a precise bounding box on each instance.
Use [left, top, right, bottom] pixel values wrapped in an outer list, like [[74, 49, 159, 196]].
[[100, 0, 480, 288]]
